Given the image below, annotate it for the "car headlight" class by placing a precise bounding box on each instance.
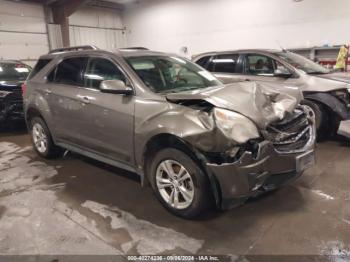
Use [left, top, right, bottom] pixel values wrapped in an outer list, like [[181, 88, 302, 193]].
[[213, 108, 260, 144], [333, 89, 348, 97]]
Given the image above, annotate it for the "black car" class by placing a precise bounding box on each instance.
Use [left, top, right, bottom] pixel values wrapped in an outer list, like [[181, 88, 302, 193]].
[[0, 61, 31, 124]]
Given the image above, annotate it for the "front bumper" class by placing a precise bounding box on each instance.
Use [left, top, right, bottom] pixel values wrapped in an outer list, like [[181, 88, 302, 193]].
[[206, 141, 315, 209], [337, 120, 350, 139], [0, 97, 24, 123]]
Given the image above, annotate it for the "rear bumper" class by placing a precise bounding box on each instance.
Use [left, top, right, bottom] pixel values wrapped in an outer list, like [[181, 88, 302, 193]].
[[337, 120, 350, 139], [206, 141, 315, 209]]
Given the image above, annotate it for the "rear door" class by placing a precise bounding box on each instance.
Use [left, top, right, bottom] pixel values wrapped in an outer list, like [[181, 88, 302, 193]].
[[76, 56, 135, 164], [210, 53, 245, 84], [46, 56, 88, 144]]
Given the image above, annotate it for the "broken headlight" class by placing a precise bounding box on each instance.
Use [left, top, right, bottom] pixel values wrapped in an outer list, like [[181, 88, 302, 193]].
[[332, 89, 350, 107], [213, 108, 260, 144]]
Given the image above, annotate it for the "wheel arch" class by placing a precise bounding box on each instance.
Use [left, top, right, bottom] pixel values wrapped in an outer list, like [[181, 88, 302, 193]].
[[142, 133, 222, 207], [25, 107, 56, 138], [304, 92, 347, 120]]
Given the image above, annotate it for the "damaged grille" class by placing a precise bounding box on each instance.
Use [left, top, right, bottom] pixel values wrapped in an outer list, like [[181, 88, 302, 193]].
[[1, 90, 24, 119], [265, 105, 315, 153]]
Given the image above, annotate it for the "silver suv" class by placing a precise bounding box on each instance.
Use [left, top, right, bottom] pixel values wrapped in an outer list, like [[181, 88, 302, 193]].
[[24, 46, 316, 218], [193, 50, 350, 139]]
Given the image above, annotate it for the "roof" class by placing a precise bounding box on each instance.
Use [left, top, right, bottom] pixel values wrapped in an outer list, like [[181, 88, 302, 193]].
[[119, 49, 170, 57], [193, 49, 284, 60], [39, 47, 171, 60]]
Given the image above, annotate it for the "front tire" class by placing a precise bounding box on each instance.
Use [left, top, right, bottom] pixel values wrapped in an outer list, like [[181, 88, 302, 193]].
[[30, 117, 62, 159], [149, 148, 212, 219], [301, 99, 330, 140]]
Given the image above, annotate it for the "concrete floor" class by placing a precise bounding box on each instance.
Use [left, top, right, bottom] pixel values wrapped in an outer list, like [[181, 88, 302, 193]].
[[1, 128, 350, 259]]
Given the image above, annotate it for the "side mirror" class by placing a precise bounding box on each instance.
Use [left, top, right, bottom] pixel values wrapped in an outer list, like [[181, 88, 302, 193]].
[[100, 80, 133, 95], [274, 69, 293, 78]]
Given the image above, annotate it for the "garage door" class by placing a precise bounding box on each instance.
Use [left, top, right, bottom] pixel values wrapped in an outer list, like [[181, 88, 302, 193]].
[[0, 1, 49, 67]]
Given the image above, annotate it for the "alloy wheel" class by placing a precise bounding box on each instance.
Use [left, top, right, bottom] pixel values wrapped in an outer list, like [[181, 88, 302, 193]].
[[32, 123, 48, 154], [156, 159, 194, 209]]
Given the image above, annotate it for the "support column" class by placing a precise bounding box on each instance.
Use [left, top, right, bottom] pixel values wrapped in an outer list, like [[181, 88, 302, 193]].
[[51, 0, 91, 47]]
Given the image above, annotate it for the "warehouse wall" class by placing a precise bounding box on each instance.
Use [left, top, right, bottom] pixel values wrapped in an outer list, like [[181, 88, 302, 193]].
[[0, 0, 49, 66], [69, 6, 127, 51], [123, 0, 350, 56]]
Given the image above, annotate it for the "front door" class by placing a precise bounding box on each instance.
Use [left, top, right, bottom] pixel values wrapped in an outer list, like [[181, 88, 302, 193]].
[[242, 53, 299, 86], [77, 56, 135, 165]]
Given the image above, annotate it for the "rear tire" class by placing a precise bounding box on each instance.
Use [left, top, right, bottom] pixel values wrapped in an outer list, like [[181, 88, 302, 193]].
[[148, 148, 212, 219], [30, 117, 62, 159]]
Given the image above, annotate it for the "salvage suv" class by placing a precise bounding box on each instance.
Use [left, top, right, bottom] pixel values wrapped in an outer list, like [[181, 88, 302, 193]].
[[193, 50, 350, 139], [24, 46, 316, 218]]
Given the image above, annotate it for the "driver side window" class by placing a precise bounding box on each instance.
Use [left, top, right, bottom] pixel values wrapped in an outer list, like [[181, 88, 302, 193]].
[[84, 58, 126, 89], [245, 54, 275, 76]]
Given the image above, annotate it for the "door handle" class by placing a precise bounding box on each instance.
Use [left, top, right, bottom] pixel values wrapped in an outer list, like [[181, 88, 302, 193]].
[[244, 79, 251, 82], [81, 96, 91, 104]]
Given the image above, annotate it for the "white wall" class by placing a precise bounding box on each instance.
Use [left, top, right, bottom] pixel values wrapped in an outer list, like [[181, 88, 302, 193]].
[[0, 0, 49, 66], [69, 6, 127, 51], [123, 0, 350, 56]]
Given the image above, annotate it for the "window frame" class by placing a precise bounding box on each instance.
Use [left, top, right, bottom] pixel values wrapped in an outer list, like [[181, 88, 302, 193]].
[[242, 53, 298, 79], [83, 56, 129, 91], [243, 53, 277, 77], [45, 54, 135, 95], [46, 55, 88, 87], [82, 55, 135, 95], [210, 53, 241, 74], [195, 55, 212, 69], [27, 59, 51, 80]]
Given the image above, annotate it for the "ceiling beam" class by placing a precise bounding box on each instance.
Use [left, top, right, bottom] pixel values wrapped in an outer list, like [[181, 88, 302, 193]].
[[88, 0, 124, 10]]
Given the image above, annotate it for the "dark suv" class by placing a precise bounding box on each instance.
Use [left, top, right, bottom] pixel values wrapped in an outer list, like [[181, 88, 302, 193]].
[[23, 46, 316, 218]]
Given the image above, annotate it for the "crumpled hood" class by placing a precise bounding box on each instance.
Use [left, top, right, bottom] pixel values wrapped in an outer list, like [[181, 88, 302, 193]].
[[166, 81, 302, 129]]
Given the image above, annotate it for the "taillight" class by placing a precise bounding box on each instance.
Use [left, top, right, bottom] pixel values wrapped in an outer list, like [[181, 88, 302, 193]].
[[21, 83, 27, 95]]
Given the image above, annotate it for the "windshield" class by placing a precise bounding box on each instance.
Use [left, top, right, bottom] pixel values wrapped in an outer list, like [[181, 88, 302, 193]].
[[126, 56, 222, 93], [0, 62, 31, 81], [275, 52, 330, 74]]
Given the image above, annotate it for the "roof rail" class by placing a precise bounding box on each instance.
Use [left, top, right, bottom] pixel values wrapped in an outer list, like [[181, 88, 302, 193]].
[[49, 45, 99, 54], [119, 47, 149, 50]]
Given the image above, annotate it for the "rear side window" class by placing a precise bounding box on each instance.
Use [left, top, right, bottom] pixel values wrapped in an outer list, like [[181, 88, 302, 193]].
[[49, 57, 87, 86], [195, 56, 211, 68], [27, 59, 51, 80], [210, 54, 239, 73]]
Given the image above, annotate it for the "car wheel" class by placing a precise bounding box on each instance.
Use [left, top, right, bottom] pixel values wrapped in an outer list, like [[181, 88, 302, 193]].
[[301, 99, 328, 140], [149, 148, 212, 219], [30, 117, 62, 159]]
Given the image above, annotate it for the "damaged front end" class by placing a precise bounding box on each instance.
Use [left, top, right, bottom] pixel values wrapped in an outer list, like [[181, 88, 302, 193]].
[[205, 105, 316, 209], [165, 81, 316, 209], [0, 90, 24, 123]]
